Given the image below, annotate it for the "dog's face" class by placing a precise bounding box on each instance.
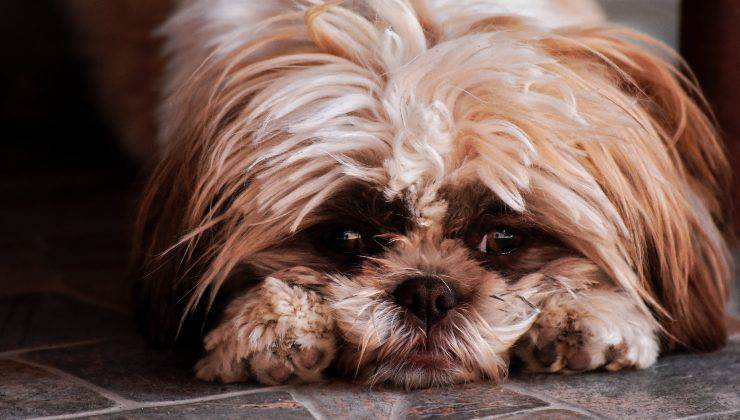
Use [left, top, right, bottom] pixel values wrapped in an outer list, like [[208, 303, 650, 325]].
[[140, 3, 730, 390], [283, 182, 598, 387]]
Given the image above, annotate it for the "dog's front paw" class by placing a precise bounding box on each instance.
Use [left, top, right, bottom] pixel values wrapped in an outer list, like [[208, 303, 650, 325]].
[[195, 267, 336, 385], [513, 290, 659, 373]]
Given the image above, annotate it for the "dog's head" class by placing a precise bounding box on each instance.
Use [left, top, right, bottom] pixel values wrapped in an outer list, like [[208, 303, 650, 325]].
[[135, 1, 731, 388]]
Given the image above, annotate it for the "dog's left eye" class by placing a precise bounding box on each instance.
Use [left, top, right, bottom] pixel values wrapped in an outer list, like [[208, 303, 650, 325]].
[[334, 229, 365, 253], [477, 226, 524, 255]]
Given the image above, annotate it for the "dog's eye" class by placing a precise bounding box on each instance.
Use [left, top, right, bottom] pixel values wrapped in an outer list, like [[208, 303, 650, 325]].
[[334, 229, 364, 253], [477, 227, 524, 255]]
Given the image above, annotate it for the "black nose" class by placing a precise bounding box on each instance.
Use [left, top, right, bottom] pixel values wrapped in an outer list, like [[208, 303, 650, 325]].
[[393, 276, 458, 327]]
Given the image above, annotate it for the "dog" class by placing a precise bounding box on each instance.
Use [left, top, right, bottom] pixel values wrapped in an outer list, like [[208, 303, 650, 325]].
[[133, 0, 732, 389]]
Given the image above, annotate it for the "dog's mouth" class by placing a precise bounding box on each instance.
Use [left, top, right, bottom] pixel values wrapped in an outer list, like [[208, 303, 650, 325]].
[[368, 330, 465, 383], [388, 315, 457, 368], [371, 345, 468, 389], [332, 279, 512, 387], [404, 349, 452, 369]]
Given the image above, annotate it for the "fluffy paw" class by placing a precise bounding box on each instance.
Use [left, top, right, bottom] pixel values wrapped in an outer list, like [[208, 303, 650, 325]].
[[513, 290, 659, 373], [195, 267, 336, 384]]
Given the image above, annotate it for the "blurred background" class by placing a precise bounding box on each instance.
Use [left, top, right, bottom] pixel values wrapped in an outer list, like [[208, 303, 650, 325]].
[[0, 0, 738, 314]]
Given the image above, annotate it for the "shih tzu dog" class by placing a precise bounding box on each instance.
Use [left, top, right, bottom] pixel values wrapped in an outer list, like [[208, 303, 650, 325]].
[[133, 0, 732, 389]]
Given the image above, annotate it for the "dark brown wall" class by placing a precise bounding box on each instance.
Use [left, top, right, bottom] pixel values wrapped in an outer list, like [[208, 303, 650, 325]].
[[0, 0, 126, 169], [681, 0, 740, 234]]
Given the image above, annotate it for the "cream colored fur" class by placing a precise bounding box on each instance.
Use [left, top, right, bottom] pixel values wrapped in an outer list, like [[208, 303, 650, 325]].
[[195, 267, 336, 384]]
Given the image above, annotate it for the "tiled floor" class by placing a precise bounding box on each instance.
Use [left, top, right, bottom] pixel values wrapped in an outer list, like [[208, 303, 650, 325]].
[[1, 157, 739, 420], [1, 292, 739, 419]]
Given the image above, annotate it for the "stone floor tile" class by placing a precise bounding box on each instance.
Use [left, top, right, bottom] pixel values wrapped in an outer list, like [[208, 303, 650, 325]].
[[402, 382, 548, 419], [727, 316, 740, 337], [0, 292, 133, 352], [496, 408, 593, 419], [509, 338, 740, 419], [697, 410, 740, 419], [23, 336, 254, 402], [0, 359, 114, 418], [294, 382, 402, 419], [87, 391, 314, 419]]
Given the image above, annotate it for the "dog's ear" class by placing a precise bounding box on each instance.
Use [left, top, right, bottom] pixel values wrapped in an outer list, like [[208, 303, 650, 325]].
[[131, 139, 200, 347], [545, 27, 732, 351]]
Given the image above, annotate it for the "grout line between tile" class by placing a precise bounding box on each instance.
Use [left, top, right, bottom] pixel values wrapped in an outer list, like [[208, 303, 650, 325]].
[[7, 355, 138, 409], [53, 287, 131, 316], [31, 385, 292, 420], [502, 383, 602, 418], [0, 338, 106, 358], [4, 283, 130, 317], [129, 385, 291, 408], [30, 406, 126, 420], [287, 386, 327, 420], [482, 403, 599, 419], [679, 408, 740, 419]]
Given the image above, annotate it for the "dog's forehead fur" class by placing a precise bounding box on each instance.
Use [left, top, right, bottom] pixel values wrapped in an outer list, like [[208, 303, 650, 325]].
[[244, 28, 643, 291]]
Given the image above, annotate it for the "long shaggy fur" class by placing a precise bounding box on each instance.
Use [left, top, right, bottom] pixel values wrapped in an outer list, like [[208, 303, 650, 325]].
[[133, 0, 732, 388]]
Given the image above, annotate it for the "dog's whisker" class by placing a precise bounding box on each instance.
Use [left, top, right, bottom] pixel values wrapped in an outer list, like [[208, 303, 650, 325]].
[[516, 294, 539, 312]]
